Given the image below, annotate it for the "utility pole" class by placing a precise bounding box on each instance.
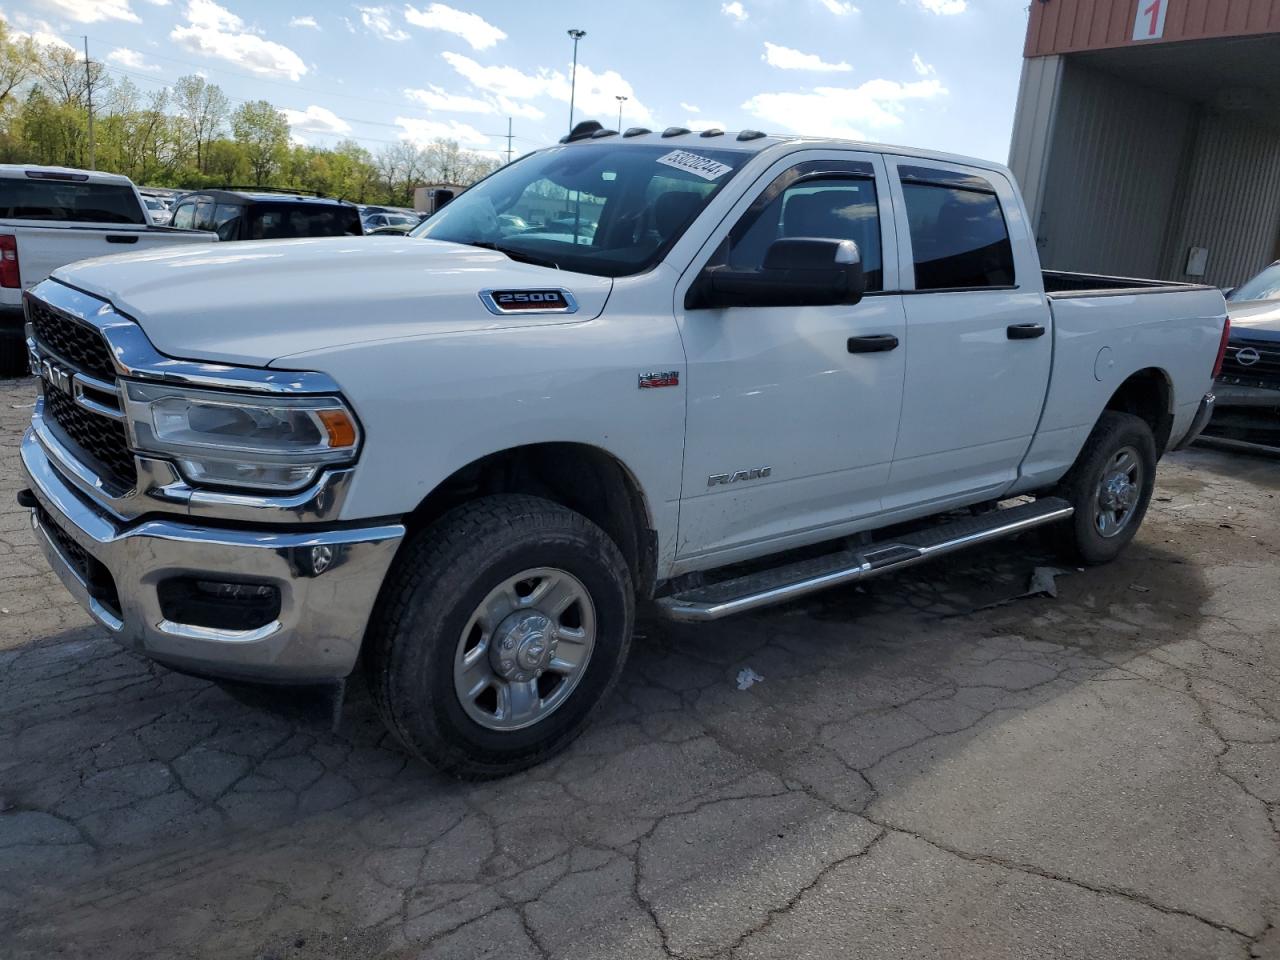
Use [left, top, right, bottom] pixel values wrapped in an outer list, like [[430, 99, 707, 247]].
[[615, 95, 628, 131], [566, 29, 586, 134], [82, 36, 95, 170], [505, 117, 513, 164]]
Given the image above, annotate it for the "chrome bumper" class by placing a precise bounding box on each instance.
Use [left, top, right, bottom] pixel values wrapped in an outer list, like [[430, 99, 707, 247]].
[[20, 428, 405, 682], [1172, 392, 1215, 452]]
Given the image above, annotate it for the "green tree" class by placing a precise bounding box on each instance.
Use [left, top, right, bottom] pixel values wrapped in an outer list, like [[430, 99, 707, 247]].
[[173, 75, 228, 174], [0, 22, 37, 112], [231, 99, 289, 186]]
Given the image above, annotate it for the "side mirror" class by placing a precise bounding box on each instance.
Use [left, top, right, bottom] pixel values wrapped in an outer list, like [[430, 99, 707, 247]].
[[689, 237, 866, 309]]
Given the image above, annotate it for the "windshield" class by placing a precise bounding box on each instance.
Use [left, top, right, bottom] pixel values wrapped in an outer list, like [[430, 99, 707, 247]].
[[411, 144, 749, 277], [1228, 263, 1280, 302]]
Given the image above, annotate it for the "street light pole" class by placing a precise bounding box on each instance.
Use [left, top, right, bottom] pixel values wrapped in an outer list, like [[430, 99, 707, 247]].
[[615, 95, 628, 131], [83, 36, 95, 170], [567, 28, 586, 135]]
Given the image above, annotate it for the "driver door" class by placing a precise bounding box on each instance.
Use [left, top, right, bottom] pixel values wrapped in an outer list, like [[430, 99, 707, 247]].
[[672, 152, 908, 566]]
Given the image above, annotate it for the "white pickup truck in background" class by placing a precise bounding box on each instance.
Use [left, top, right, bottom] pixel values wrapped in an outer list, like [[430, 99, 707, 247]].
[[0, 165, 216, 373], [18, 126, 1226, 777]]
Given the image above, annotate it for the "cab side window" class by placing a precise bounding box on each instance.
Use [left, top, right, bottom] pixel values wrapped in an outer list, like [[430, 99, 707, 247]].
[[708, 168, 883, 292], [171, 202, 195, 229], [899, 167, 1014, 291]]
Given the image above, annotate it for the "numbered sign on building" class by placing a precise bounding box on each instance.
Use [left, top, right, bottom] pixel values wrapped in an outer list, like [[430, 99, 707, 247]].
[[1132, 0, 1168, 41]]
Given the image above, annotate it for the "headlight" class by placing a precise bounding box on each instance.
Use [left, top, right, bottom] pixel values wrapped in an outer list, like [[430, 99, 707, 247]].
[[123, 382, 360, 492]]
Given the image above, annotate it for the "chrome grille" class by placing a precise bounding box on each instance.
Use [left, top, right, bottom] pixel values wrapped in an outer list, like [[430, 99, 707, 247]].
[[42, 387, 136, 493], [27, 294, 137, 494], [1218, 340, 1280, 390], [26, 296, 117, 381]]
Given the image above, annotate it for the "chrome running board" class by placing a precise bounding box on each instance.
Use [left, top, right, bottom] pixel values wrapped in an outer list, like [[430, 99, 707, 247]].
[[656, 497, 1073, 623]]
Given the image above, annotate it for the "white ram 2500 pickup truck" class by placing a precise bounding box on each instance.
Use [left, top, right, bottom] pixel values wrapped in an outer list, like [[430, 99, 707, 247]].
[[0, 165, 216, 374], [18, 128, 1226, 777]]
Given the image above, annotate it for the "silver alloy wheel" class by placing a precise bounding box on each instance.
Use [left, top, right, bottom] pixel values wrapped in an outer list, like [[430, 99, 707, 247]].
[[1094, 445, 1143, 538], [453, 567, 597, 731]]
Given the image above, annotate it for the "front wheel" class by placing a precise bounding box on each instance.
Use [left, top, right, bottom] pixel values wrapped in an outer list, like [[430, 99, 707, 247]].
[[1053, 411, 1158, 565], [365, 495, 634, 779]]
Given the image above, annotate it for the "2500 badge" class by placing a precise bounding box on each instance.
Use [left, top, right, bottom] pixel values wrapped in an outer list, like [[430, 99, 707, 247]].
[[480, 289, 578, 315]]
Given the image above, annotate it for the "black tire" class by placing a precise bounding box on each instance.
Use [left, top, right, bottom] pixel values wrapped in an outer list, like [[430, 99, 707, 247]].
[[365, 495, 634, 779], [1053, 411, 1157, 565]]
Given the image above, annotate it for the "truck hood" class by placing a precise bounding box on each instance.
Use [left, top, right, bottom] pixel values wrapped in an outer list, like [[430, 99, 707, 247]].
[[52, 237, 613, 366], [1227, 299, 1280, 343]]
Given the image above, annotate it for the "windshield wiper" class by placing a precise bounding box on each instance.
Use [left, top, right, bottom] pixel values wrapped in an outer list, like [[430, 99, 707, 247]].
[[464, 241, 560, 271]]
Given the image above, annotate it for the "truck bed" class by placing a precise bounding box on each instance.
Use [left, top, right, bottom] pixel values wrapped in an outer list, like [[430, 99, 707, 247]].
[[1043, 270, 1212, 298]]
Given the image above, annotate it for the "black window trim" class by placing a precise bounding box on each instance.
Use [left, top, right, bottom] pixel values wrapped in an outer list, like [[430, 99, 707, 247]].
[[685, 157, 886, 309], [894, 162, 1018, 294]]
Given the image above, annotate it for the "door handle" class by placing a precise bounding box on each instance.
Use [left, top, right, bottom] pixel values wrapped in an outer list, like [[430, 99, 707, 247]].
[[1007, 322, 1046, 340], [847, 334, 899, 354], [105, 235, 139, 244]]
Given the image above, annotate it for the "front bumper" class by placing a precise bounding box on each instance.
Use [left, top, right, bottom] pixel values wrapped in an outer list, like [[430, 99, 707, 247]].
[[20, 428, 405, 682]]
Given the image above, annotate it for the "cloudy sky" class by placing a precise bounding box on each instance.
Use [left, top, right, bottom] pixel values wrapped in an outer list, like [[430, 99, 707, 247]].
[[4, 0, 1032, 162]]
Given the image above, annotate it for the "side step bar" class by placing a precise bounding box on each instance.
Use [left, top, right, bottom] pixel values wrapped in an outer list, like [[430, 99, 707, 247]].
[[656, 497, 1073, 623]]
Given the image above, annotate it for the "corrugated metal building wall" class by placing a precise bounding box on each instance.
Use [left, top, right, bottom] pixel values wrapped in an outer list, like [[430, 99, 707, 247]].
[[1010, 1, 1280, 287], [1035, 60, 1196, 279], [1026, 0, 1280, 56], [1162, 114, 1280, 286]]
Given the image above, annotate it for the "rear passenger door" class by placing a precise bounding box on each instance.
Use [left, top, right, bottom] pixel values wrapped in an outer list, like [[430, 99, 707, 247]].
[[883, 159, 1051, 512]]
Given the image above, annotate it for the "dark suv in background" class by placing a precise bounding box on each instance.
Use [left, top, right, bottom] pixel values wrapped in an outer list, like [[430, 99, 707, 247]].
[[170, 190, 363, 241]]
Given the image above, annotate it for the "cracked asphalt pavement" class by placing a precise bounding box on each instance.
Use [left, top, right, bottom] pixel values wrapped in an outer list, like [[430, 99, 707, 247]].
[[2, 374, 1279, 959]]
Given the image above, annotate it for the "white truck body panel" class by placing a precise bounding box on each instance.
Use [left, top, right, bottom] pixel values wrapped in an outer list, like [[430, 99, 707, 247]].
[[35, 135, 1225, 591]]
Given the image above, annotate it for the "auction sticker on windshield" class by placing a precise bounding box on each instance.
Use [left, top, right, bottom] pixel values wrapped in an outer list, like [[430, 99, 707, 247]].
[[656, 150, 734, 181]]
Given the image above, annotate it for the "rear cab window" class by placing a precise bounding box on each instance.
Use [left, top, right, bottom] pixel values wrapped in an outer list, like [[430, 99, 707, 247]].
[[897, 165, 1015, 291], [0, 177, 145, 225]]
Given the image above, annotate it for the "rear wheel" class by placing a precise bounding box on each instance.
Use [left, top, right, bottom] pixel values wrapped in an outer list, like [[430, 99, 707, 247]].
[[1053, 411, 1157, 565], [365, 495, 634, 779]]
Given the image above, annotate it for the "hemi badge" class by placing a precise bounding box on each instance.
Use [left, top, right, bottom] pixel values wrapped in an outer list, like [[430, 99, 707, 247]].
[[639, 371, 679, 389]]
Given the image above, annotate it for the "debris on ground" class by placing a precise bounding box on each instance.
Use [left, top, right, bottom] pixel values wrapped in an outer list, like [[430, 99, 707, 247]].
[[736, 667, 765, 691], [1130, 584, 1151, 593], [1025, 566, 1072, 599]]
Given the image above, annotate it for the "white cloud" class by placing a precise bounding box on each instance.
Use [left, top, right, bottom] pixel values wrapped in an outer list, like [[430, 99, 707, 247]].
[[918, 0, 966, 13], [289, 15, 319, 29], [685, 118, 727, 132], [405, 85, 493, 114], [34, 0, 139, 23], [358, 6, 408, 42], [107, 47, 161, 71], [763, 42, 851, 73], [142, 0, 169, 4], [440, 52, 654, 127], [171, 0, 308, 81], [404, 3, 505, 50], [721, 1, 748, 21], [2, 14, 77, 51], [394, 115, 490, 148], [742, 76, 947, 140], [680, 101, 701, 113], [283, 104, 352, 135], [912, 52, 935, 76], [820, 0, 858, 13]]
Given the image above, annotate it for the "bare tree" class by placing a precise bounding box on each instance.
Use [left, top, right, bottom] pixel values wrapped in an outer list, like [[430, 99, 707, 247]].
[[172, 75, 228, 173]]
